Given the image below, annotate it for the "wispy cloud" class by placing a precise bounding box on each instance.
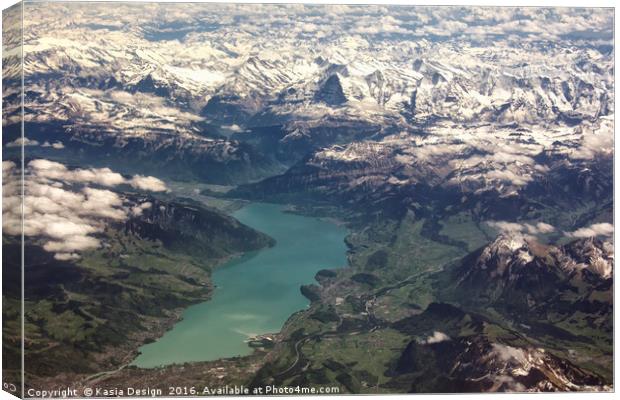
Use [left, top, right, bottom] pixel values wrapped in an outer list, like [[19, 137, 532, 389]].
[[565, 223, 613, 239], [5, 137, 40, 147], [486, 220, 555, 240]]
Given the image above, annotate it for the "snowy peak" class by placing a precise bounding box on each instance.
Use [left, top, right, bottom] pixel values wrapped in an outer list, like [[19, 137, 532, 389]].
[[563, 237, 614, 279], [466, 234, 613, 282], [16, 4, 614, 143], [447, 233, 613, 315], [129, 73, 170, 97]]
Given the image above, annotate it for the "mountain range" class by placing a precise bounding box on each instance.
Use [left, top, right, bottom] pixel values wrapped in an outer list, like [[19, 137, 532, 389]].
[[2, 2, 614, 395]]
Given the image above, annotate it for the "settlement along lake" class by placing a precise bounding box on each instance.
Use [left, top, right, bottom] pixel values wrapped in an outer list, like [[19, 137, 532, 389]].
[[133, 203, 348, 368]]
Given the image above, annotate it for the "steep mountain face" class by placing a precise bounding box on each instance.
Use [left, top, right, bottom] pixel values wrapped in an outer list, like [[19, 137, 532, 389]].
[[232, 141, 405, 210], [391, 329, 608, 392], [233, 123, 613, 226], [3, 118, 283, 184], [314, 74, 348, 106], [124, 196, 275, 263], [419, 235, 614, 386], [443, 236, 613, 317]]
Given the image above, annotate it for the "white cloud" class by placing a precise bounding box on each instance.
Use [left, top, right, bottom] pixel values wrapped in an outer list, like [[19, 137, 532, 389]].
[[28, 159, 168, 192], [299, 23, 318, 33], [486, 220, 555, 239], [491, 343, 527, 364], [532, 222, 555, 234], [129, 175, 168, 192], [29, 159, 126, 187], [81, 188, 127, 220], [423, 331, 451, 344], [570, 126, 614, 160], [131, 201, 152, 216], [487, 221, 523, 234], [2, 160, 17, 178], [484, 169, 532, 186], [42, 141, 65, 149], [54, 252, 81, 261], [565, 223, 613, 239], [6, 137, 40, 147], [44, 220, 98, 239], [43, 235, 101, 253], [222, 124, 243, 132]]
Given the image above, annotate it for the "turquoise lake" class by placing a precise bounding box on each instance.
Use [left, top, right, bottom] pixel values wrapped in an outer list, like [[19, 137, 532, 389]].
[[132, 203, 348, 368]]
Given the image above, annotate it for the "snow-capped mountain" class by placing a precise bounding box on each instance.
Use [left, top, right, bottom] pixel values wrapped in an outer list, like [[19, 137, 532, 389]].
[[394, 322, 610, 392], [453, 234, 613, 289], [440, 234, 613, 339], [4, 4, 612, 186]]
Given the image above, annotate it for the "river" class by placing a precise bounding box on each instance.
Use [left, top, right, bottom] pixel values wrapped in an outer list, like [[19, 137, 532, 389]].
[[132, 203, 348, 368]]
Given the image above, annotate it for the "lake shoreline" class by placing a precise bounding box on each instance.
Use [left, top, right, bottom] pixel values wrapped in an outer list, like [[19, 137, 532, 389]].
[[131, 202, 349, 368]]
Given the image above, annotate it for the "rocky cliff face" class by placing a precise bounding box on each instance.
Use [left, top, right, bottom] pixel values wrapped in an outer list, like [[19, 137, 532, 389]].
[[446, 236, 613, 308], [392, 334, 608, 392], [388, 301, 610, 392]]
